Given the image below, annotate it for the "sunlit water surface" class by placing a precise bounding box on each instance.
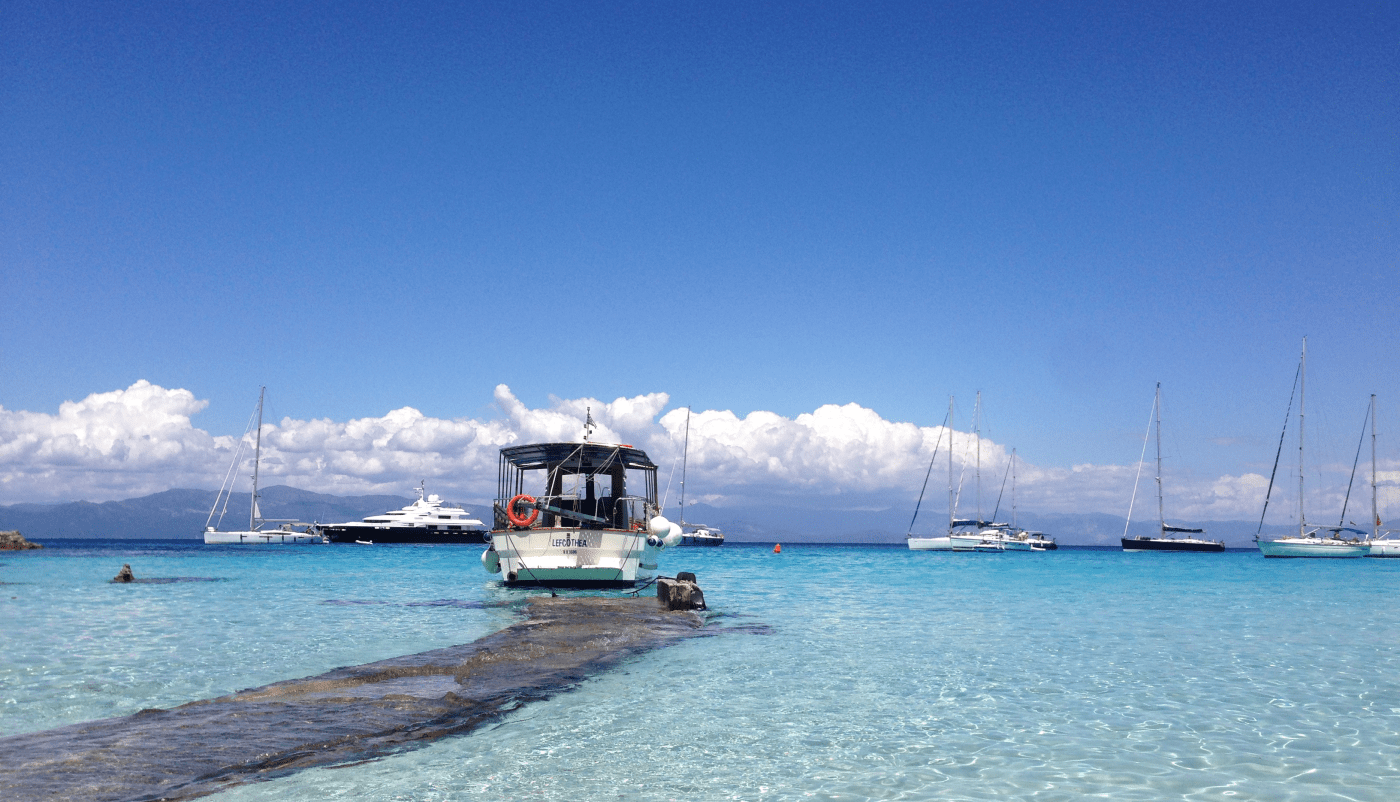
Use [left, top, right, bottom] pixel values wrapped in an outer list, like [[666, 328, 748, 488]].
[[3, 541, 1398, 801]]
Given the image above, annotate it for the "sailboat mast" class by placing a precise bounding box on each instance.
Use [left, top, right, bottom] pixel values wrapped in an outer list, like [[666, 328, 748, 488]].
[[1372, 394, 1379, 540], [679, 407, 691, 525], [1299, 338, 1306, 538], [1011, 448, 1018, 528], [947, 396, 955, 532], [1155, 382, 1165, 534], [250, 386, 264, 530], [974, 391, 982, 523]]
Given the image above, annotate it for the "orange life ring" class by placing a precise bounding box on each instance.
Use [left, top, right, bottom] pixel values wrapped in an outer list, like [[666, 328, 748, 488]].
[[506, 494, 539, 527]]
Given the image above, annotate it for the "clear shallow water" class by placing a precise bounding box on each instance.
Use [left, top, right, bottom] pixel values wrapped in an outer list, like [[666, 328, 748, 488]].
[[4, 541, 1399, 801]]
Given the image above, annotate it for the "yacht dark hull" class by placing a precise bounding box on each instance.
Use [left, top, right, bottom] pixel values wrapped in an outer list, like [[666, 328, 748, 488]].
[[324, 525, 488, 545], [679, 535, 724, 547], [1121, 537, 1224, 553]]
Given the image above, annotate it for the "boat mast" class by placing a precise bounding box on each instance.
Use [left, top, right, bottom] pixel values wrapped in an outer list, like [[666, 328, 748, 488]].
[[1299, 337, 1306, 537], [1155, 382, 1165, 536], [947, 396, 955, 532], [679, 407, 691, 525], [1011, 448, 1018, 529], [1372, 394, 1379, 541], [974, 391, 982, 523], [250, 386, 264, 531]]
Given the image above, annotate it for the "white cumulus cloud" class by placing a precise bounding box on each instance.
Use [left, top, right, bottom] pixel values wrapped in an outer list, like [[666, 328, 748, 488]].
[[2, 381, 1394, 527]]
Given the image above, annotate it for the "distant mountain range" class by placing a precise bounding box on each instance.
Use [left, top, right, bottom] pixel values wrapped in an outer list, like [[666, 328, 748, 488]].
[[0, 486, 416, 540], [3, 486, 1301, 547]]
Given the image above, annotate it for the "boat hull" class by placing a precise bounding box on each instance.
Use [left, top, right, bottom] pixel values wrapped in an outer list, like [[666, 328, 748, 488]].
[[487, 527, 660, 588], [1257, 538, 1367, 558], [1368, 540, 1400, 558], [1121, 537, 1224, 553], [323, 525, 488, 545], [907, 536, 953, 551], [204, 530, 321, 545], [678, 535, 724, 546]]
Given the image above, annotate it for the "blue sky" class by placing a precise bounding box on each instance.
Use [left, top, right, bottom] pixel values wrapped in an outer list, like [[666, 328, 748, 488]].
[[2, 1, 1396, 504]]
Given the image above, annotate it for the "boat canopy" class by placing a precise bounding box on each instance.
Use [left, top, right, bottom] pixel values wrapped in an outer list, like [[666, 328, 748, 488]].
[[495, 442, 659, 531], [1163, 524, 1205, 534], [499, 442, 657, 471]]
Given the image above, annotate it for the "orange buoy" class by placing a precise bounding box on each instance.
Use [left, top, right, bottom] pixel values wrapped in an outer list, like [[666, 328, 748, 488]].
[[773, 543, 781, 554]]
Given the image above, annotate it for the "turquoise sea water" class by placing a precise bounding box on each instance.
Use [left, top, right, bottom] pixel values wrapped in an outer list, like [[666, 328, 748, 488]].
[[3, 541, 1399, 801]]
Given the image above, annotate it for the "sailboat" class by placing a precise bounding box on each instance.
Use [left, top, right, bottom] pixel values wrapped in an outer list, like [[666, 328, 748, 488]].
[[991, 450, 1057, 551], [203, 388, 320, 545], [947, 393, 1008, 552], [1121, 383, 1224, 552], [674, 407, 724, 546], [1366, 396, 1399, 557], [1256, 339, 1368, 558]]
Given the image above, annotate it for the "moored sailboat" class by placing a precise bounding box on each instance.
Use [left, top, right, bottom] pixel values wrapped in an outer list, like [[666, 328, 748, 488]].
[[1256, 339, 1368, 558], [1121, 383, 1223, 553], [674, 407, 724, 547], [203, 388, 321, 545]]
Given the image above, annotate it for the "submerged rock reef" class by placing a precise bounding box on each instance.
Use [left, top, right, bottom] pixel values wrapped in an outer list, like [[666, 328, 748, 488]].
[[0, 596, 705, 802]]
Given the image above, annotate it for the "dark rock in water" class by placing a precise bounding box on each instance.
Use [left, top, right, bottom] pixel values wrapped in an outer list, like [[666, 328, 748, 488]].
[[0, 530, 41, 550], [657, 577, 706, 610], [0, 596, 704, 802], [113, 564, 135, 583]]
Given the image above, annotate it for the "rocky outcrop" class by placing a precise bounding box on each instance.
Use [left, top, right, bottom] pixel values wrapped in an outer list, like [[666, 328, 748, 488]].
[[657, 574, 706, 610], [113, 564, 135, 583], [0, 530, 41, 550]]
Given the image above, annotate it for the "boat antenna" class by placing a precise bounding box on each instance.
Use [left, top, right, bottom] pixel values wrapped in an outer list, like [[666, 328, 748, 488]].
[[1256, 352, 1301, 539], [583, 406, 596, 442], [249, 386, 265, 531], [1339, 397, 1371, 528], [679, 407, 690, 525], [907, 407, 950, 536]]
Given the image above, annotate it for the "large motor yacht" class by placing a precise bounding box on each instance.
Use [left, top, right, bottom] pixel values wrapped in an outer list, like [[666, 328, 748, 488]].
[[322, 484, 487, 544]]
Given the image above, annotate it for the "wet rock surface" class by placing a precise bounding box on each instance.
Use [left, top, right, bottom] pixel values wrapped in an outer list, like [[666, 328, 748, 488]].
[[0, 596, 704, 802], [0, 531, 41, 550], [112, 564, 134, 582]]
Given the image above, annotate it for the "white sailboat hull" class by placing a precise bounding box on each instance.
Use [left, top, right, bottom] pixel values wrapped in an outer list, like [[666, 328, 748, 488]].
[[1368, 539, 1400, 558], [907, 536, 953, 551], [488, 527, 660, 587], [204, 529, 321, 545], [1257, 538, 1367, 558]]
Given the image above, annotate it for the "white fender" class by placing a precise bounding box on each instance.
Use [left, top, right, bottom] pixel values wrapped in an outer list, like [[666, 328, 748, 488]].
[[648, 516, 671, 535], [481, 547, 501, 573], [662, 520, 684, 548]]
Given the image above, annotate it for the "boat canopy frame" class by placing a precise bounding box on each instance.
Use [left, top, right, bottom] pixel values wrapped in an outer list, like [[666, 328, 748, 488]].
[[494, 442, 659, 532]]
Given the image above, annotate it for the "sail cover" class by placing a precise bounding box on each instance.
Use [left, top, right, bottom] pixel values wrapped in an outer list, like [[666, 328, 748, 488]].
[[1162, 525, 1205, 533]]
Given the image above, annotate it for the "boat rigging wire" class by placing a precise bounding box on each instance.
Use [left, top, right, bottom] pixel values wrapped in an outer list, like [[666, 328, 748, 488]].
[[907, 408, 950, 535], [1256, 358, 1302, 539], [1338, 397, 1372, 528], [1122, 388, 1157, 540]]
